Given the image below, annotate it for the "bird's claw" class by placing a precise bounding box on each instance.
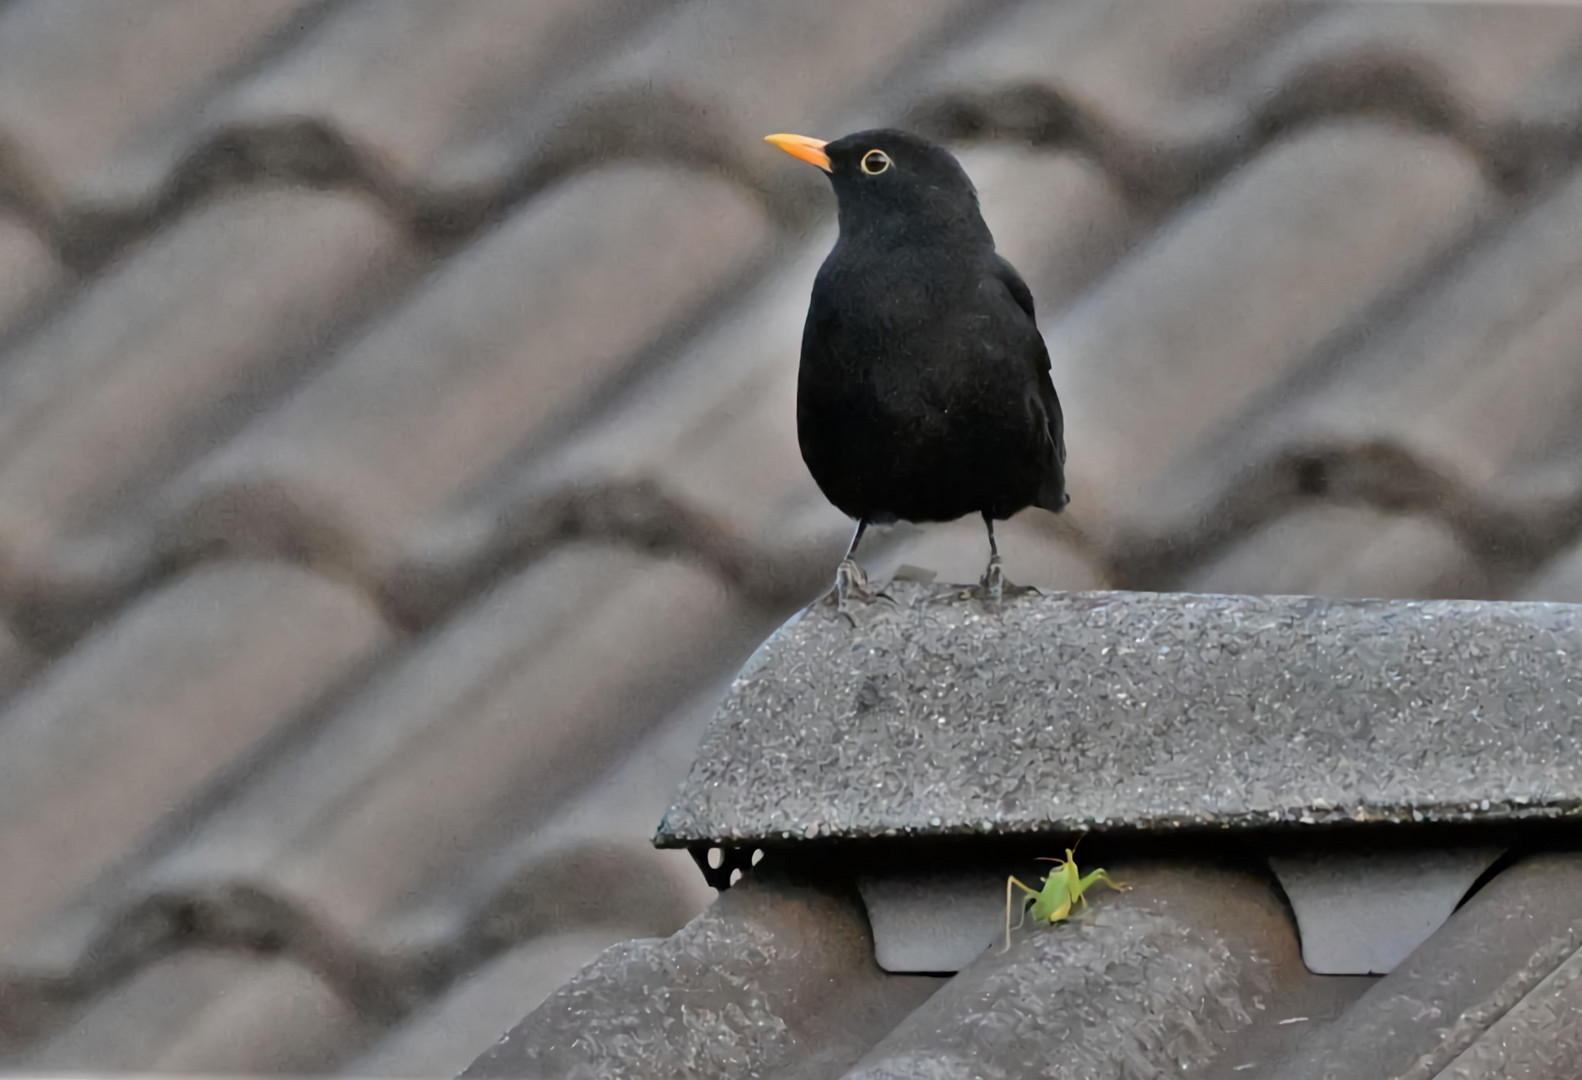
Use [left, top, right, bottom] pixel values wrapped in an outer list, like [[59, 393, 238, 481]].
[[828, 557, 889, 607], [836, 557, 873, 597], [980, 555, 1006, 602], [979, 555, 1041, 601]]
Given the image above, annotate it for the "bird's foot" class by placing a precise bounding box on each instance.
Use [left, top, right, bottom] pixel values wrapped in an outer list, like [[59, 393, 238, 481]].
[[823, 558, 895, 623], [980, 555, 1006, 602], [834, 558, 882, 602], [978, 556, 1040, 602]]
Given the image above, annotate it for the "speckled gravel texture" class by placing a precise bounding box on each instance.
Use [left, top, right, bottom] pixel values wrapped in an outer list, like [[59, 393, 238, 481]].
[[845, 864, 1293, 1080], [460, 873, 940, 1080], [656, 586, 1582, 846]]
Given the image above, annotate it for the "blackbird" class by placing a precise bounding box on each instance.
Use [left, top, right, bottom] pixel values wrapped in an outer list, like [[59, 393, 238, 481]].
[[765, 128, 1069, 602]]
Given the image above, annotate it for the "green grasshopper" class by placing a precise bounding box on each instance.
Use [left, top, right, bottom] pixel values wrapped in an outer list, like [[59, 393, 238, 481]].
[[1002, 839, 1128, 952]]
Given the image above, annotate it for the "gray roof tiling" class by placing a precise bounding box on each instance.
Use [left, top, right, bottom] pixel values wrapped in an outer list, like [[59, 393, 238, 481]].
[[0, 561, 392, 953], [170, 164, 773, 588], [1117, 157, 1582, 592], [0, 0, 322, 221], [463, 872, 947, 1080], [0, 189, 413, 556], [0, 545, 769, 1062], [1050, 120, 1489, 542], [0, 214, 62, 330], [467, 852, 1582, 1079], [1526, 541, 1582, 605], [1183, 505, 1493, 601], [18, 952, 363, 1075], [197, 0, 656, 198]]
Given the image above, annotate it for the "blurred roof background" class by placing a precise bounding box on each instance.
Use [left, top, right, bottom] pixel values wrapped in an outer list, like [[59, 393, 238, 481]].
[[1, 0, 1582, 1075]]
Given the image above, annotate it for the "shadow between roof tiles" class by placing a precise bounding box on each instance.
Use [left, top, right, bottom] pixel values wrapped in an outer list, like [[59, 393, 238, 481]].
[[1107, 438, 1582, 593], [46, 104, 783, 274], [9, 434, 1582, 657], [0, 838, 697, 1055], [908, 37, 1581, 210], [0, 132, 52, 240], [3, 29, 1575, 274], [0, 473, 827, 656]]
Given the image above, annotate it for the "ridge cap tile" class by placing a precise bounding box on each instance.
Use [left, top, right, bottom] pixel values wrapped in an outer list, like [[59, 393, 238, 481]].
[[658, 584, 1582, 846]]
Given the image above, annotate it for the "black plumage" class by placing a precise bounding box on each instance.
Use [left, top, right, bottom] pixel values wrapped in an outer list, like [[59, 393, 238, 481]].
[[766, 128, 1069, 599]]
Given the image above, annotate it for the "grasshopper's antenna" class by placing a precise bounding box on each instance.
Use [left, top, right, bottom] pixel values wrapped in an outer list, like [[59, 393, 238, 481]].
[[1036, 833, 1088, 861]]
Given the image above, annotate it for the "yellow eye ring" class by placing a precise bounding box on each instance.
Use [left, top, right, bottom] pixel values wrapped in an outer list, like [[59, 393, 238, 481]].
[[861, 149, 891, 175]]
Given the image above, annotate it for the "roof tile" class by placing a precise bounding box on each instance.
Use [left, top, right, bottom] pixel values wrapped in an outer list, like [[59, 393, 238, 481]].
[[0, 620, 38, 712], [463, 872, 944, 1080], [259, 552, 759, 939], [1263, 854, 1582, 1079], [919, 0, 1305, 145], [378, 677, 731, 965], [194, 0, 654, 196], [0, 0, 320, 216], [475, 851, 1582, 1078], [171, 164, 772, 584], [1185, 505, 1491, 601], [1049, 120, 1488, 542], [136, 546, 658, 893], [136, 956, 366, 1075], [0, 560, 393, 951], [0, 189, 412, 593], [847, 864, 1301, 1078], [16, 952, 269, 1070], [7, 545, 764, 986], [658, 584, 1582, 847], [946, 146, 1141, 315], [0, 214, 63, 332], [1274, 165, 1582, 486], [424, 673, 729, 923], [1523, 542, 1582, 605], [347, 931, 646, 1080], [485, 0, 976, 212], [0, 550, 770, 1064], [1118, 161, 1582, 588], [918, 2, 1582, 205], [531, 235, 831, 493], [11, 951, 366, 1075], [1249, 2, 1582, 133]]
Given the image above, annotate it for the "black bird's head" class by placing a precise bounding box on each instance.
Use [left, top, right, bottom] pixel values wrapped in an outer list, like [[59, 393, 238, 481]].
[[765, 128, 990, 247]]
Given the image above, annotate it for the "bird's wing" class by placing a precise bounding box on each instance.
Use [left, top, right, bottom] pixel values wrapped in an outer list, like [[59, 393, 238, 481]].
[[991, 255, 1066, 467], [993, 253, 1037, 321]]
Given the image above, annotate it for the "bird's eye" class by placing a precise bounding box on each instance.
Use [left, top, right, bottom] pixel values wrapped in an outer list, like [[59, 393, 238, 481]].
[[861, 149, 891, 175]]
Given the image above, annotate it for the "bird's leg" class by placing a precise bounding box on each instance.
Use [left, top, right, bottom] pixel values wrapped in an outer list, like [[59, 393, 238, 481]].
[[834, 518, 880, 605], [980, 512, 1005, 600]]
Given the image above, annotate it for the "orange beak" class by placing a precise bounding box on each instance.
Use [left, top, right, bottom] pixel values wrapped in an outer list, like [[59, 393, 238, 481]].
[[764, 133, 831, 172]]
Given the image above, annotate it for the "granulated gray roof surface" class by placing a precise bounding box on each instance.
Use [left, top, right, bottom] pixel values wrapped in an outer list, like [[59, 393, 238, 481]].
[[658, 585, 1582, 846]]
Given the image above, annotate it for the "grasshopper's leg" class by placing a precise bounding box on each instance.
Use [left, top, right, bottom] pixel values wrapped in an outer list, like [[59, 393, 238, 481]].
[[1003, 877, 1040, 952], [1082, 868, 1129, 894]]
